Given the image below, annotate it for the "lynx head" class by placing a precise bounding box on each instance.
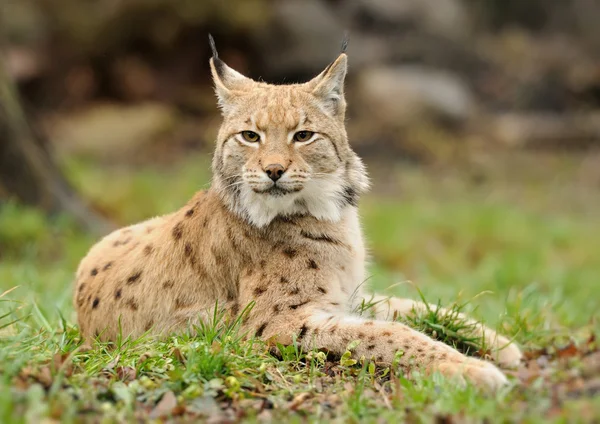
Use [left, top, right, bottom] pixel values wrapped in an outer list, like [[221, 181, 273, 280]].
[[209, 36, 369, 227]]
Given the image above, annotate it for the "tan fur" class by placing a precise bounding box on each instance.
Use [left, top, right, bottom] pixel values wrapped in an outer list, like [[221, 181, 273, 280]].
[[74, 47, 522, 391]]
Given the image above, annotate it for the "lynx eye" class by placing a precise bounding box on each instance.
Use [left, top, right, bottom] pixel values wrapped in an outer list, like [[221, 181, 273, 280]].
[[241, 131, 260, 143], [293, 131, 314, 143]]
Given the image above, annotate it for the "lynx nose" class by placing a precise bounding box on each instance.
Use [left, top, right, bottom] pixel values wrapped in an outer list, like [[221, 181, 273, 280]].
[[264, 164, 285, 182]]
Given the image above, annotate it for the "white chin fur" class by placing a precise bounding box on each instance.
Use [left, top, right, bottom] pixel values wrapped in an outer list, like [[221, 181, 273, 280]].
[[238, 171, 346, 227]]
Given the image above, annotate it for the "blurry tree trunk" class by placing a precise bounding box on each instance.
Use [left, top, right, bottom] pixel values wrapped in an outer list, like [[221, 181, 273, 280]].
[[0, 56, 113, 234]]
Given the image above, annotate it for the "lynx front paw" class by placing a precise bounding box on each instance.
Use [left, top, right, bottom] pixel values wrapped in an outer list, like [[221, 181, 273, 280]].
[[491, 336, 523, 368], [435, 358, 508, 391]]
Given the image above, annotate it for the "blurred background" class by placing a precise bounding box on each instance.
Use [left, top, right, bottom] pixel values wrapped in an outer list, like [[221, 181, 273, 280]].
[[1, 0, 600, 336]]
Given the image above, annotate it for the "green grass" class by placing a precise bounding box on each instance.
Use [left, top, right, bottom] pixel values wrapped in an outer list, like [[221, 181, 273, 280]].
[[0, 153, 599, 422]]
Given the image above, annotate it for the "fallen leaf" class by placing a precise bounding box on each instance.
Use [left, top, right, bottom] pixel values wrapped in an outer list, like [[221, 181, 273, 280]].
[[556, 343, 579, 359], [38, 366, 53, 388], [116, 366, 137, 382], [173, 348, 186, 364], [150, 391, 178, 419], [104, 354, 120, 370], [288, 392, 310, 411]]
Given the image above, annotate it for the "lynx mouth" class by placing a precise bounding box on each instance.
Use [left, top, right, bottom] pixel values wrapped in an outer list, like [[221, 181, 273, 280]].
[[253, 185, 301, 197]]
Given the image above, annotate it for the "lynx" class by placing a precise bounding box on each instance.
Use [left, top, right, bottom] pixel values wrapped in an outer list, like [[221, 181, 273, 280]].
[[74, 37, 522, 390]]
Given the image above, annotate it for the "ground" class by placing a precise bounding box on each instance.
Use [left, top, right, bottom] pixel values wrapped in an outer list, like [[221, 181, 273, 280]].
[[1, 152, 599, 423]]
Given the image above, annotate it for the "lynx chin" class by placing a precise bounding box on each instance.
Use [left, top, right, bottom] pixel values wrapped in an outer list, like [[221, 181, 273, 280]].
[[74, 36, 522, 390]]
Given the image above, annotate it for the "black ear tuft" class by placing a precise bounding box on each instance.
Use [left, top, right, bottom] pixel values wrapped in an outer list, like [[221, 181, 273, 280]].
[[208, 34, 226, 77], [208, 34, 219, 59], [340, 32, 349, 54]]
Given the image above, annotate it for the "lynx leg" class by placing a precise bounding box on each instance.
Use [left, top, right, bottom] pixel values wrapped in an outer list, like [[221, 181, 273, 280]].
[[360, 295, 523, 368], [246, 308, 508, 391]]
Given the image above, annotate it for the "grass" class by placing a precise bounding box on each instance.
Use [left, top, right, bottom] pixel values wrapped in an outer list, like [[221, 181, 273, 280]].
[[0, 152, 599, 422]]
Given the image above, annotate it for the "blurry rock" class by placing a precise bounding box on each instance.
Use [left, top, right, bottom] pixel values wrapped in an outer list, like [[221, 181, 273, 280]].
[[490, 112, 600, 149], [355, 66, 476, 126], [252, 0, 344, 81], [111, 56, 158, 101], [5, 47, 45, 81], [46, 102, 177, 159], [345, 0, 469, 40]]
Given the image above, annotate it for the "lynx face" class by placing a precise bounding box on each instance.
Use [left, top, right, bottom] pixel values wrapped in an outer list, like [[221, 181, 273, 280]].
[[210, 53, 369, 227]]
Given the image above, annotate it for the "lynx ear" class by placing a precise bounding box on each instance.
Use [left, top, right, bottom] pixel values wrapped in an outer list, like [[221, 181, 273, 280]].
[[308, 53, 348, 118], [208, 35, 252, 110]]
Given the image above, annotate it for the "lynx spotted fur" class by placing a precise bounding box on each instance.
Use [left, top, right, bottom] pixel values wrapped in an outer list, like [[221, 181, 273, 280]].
[[74, 38, 521, 390]]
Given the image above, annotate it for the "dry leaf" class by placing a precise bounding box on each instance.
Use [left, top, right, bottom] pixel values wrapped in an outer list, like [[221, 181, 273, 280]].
[[116, 366, 137, 382], [556, 343, 579, 359], [150, 391, 178, 419], [104, 354, 120, 370]]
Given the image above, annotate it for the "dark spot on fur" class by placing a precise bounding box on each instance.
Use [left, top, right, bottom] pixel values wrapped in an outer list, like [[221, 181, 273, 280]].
[[143, 244, 154, 255], [162, 280, 174, 289], [365, 321, 374, 326], [246, 268, 254, 277], [367, 344, 375, 350], [211, 246, 226, 265], [340, 265, 346, 271], [231, 302, 240, 317], [126, 298, 138, 311], [256, 322, 268, 337], [103, 262, 113, 271], [271, 241, 284, 251], [280, 276, 289, 284], [253, 287, 267, 297], [259, 260, 266, 269], [288, 288, 300, 296], [282, 248, 297, 258], [377, 355, 383, 362], [358, 332, 365, 338], [184, 244, 197, 267], [203, 217, 209, 228], [78, 283, 86, 293], [227, 290, 236, 301], [383, 331, 391, 336], [317, 287, 327, 294], [90, 268, 98, 276], [185, 208, 195, 217], [175, 297, 190, 309], [273, 304, 281, 313], [126, 271, 142, 285], [115, 289, 122, 299], [307, 259, 319, 270], [300, 230, 340, 245], [226, 226, 243, 253], [172, 222, 184, 241], [330, 302, 340, 306], [113, 237, 131, 247], [145, 320, 154, 331], [342, 186, 358, 207], [440, 353, 448, 360], [92, 298, 100, 309], [330, 324, 338, 333], [417, 348, 424, 354], [387, 339, 394, 344], [289, 300, 309, 310], [297, 324, 309, 340]]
